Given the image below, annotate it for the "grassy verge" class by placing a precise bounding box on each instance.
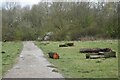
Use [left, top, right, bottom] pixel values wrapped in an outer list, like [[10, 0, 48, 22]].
[[2, 41, 23, 76], [35, 40, 118, 78]]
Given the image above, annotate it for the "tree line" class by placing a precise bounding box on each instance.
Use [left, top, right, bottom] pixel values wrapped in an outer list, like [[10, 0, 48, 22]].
[[2, 1, 119, 41]]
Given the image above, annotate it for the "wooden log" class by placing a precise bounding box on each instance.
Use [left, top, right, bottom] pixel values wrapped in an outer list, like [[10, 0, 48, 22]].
[[53, 53, 59, 59], [98, 52, 105, 55], [80, 48, 100, 53], [88, 53, 100, 55], [59, 44, 68, 47], [99, 48, 112, 52], [86, 54, 104, 59], [89, 55, 100, 59], [86, 51, 116, 59], [86, 54, 90, 59], [89, 55, 105, 59], [48, 52, 59, 59], [65, 43, 74, 46], [80, 48, 112, 53], [86, 53, 99, 59], [104, 51, 116, 58], [48, 52, 54, 58]]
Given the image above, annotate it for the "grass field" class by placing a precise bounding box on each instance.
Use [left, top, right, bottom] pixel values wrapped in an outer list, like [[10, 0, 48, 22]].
[[1, 42, 23, 76], [35, 40, 118, 78]]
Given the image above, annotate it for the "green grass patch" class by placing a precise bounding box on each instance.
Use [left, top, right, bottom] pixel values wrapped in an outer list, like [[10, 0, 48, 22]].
[[35, 40, 118, 78], [2, 41, 23, 76]]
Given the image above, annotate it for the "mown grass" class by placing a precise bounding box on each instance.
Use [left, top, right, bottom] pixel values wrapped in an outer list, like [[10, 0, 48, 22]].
[[1, 41, 23, 76], [35, 40, 118, 78]]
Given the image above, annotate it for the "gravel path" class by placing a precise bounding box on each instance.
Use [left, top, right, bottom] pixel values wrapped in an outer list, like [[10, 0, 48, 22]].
[[4, 41, 64, 78]]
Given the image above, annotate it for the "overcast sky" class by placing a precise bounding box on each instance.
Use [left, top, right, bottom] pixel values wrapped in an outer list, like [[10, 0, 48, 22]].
[[0, 0, 41, 7], [0, 0, 119, 8]]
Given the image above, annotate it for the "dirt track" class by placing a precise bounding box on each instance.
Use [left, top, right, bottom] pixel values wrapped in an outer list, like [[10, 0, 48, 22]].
[[4, 41, 63, 78]]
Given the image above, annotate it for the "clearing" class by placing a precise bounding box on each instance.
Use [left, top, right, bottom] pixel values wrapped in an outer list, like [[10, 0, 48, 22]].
[[35, 40, 118, 78]]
